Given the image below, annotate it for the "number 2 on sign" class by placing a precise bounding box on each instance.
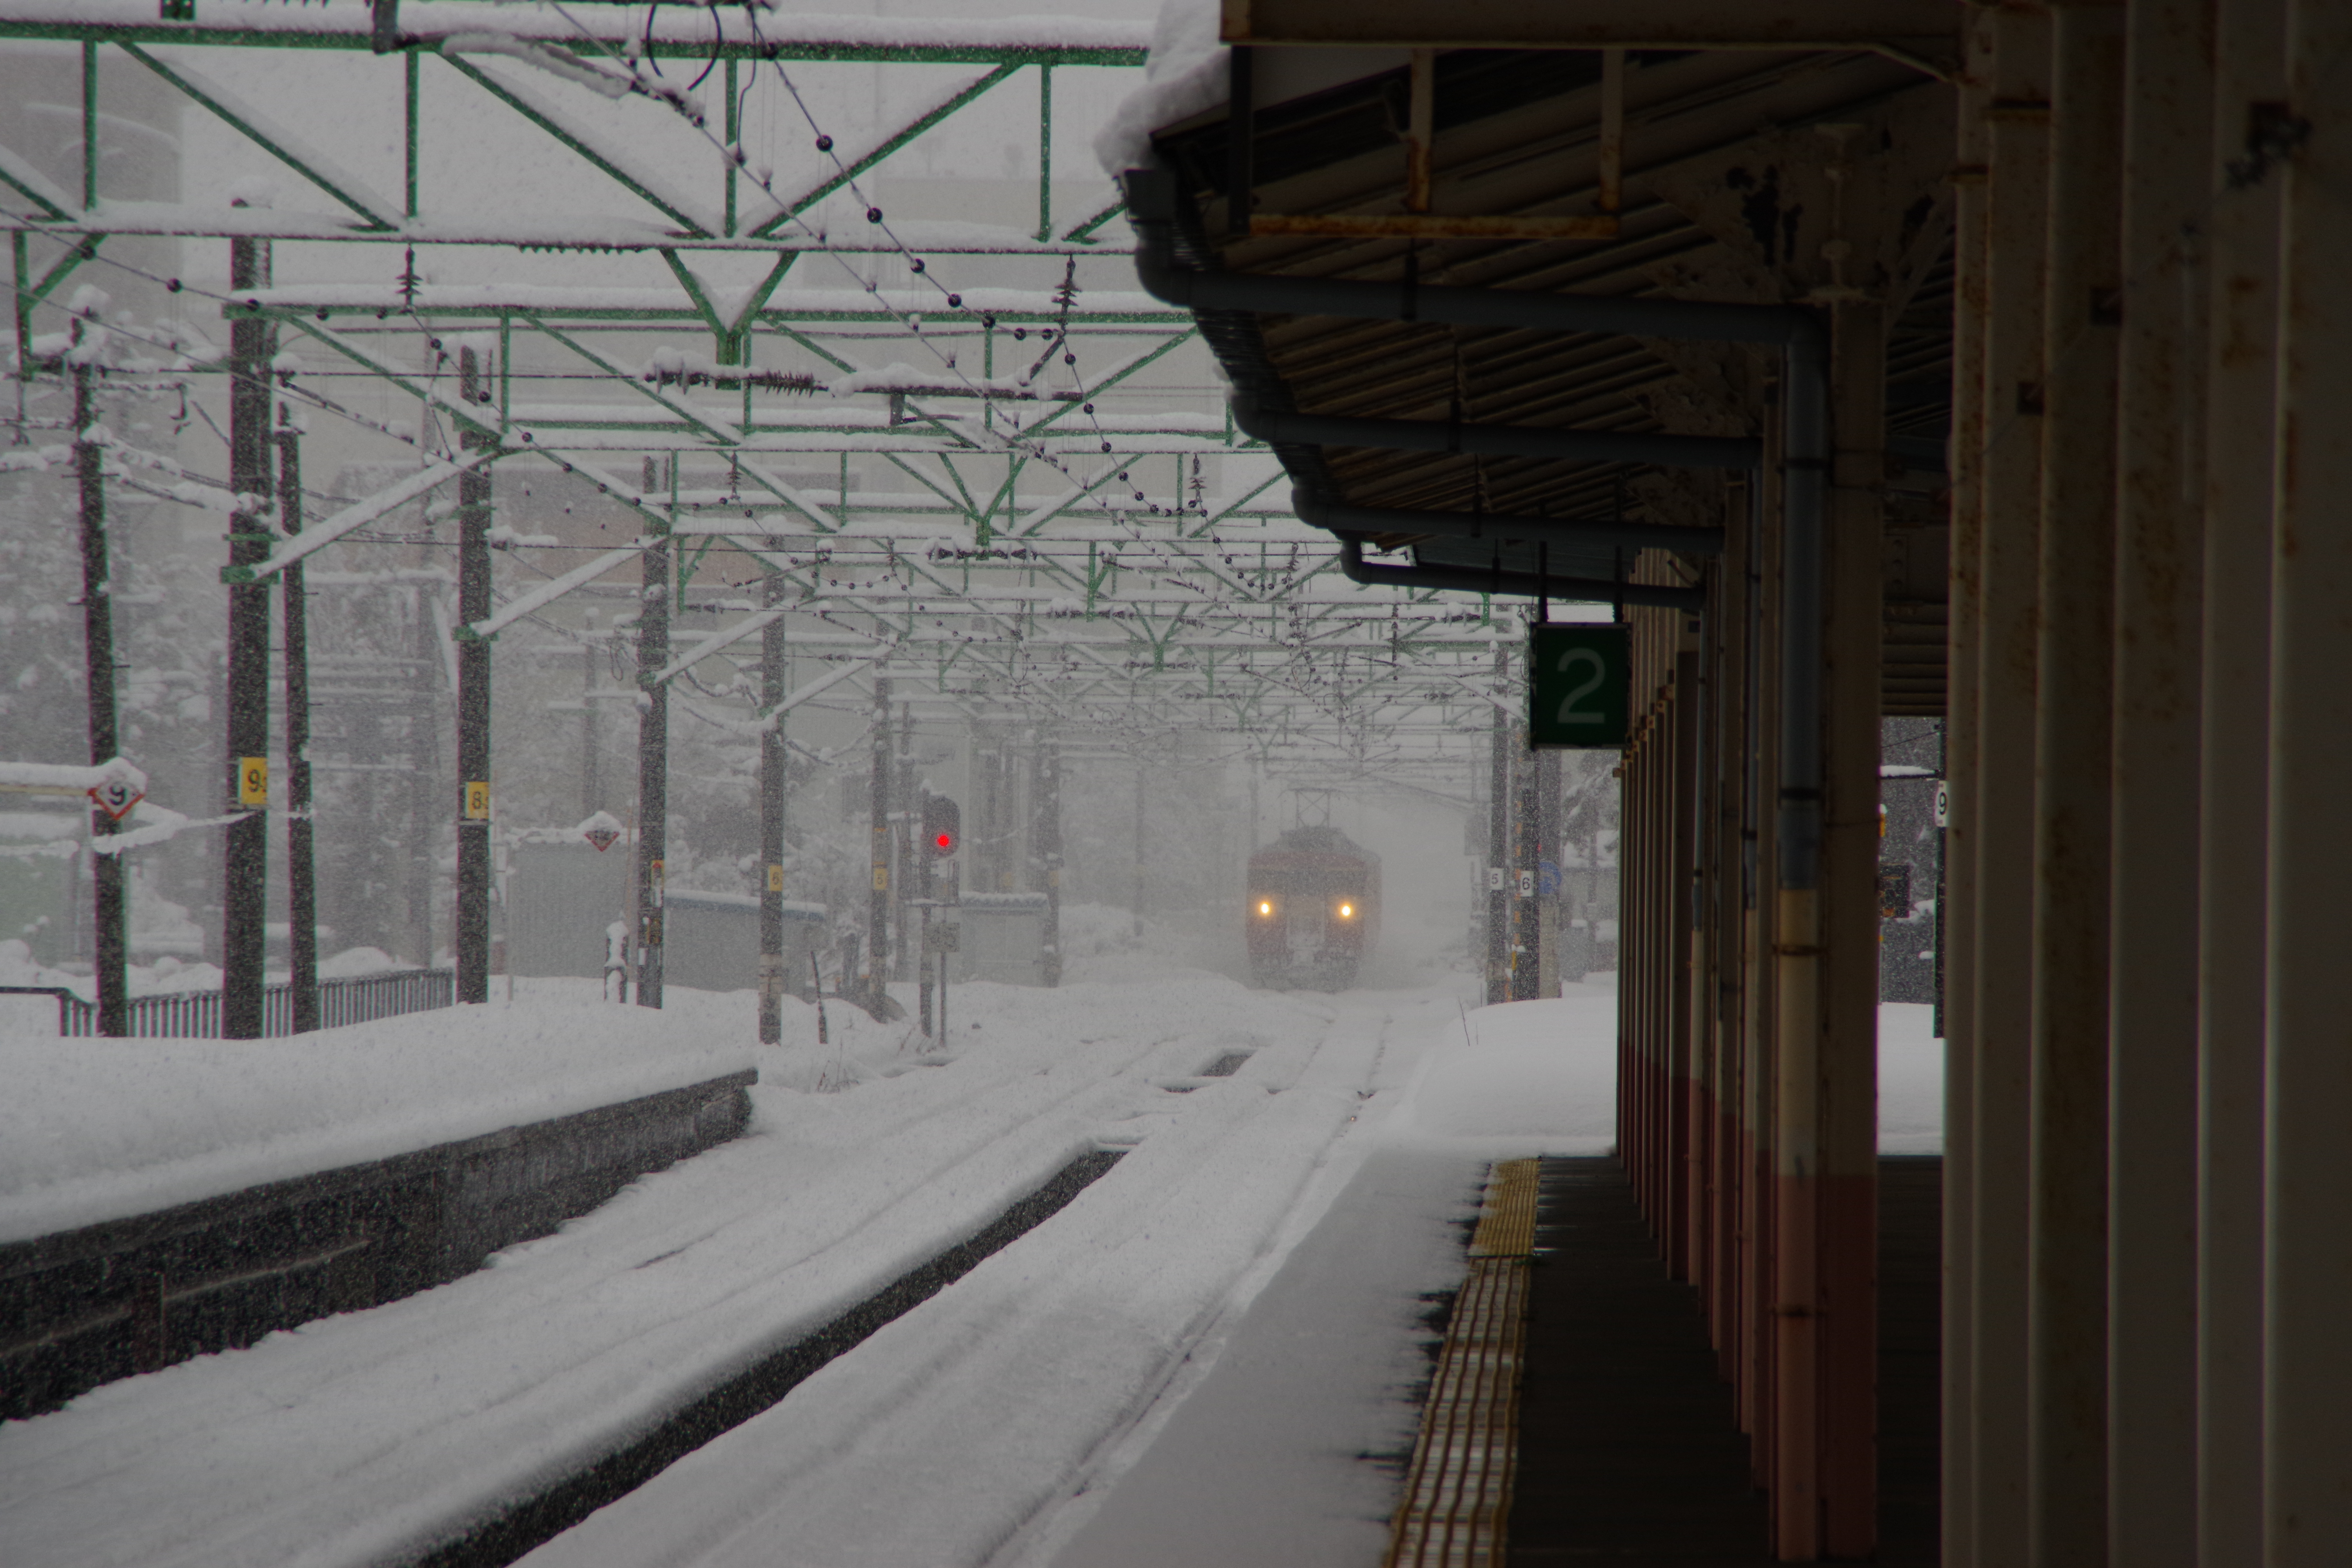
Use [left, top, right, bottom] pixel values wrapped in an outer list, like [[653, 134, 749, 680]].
[[1556, 647, 1608, 725]]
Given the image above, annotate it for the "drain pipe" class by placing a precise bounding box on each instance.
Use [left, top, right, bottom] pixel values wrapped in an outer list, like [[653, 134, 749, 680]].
[[1293, 488, 1723, 557], [1123, 164, 1832, 1501], [1336, 535, 1706, 612], [1231, 394, 1762, 472]]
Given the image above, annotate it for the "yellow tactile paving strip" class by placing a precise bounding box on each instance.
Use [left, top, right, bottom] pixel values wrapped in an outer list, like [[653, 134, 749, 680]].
[[1383, 1160, 1538, 1568], [1468, 1158, 1540, 1259]]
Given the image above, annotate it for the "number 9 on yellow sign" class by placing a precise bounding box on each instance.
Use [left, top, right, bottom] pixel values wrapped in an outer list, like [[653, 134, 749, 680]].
[[238, 757, 269, 807]]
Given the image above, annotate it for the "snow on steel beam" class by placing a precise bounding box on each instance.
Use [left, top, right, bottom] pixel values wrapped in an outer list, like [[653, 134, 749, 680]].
[[0, 3, 1151, 66], [0, 140, 75, 222], [651, 608, 788, 685], [468, 541, 652, 640], [227, 451, 500, 584]]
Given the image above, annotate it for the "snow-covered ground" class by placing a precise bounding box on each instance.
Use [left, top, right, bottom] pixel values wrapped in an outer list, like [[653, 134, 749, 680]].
[[0, 960, 1942, 1568]]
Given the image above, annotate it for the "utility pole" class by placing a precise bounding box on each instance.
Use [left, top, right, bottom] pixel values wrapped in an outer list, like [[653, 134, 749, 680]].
[[454, 347, 493, 1006], [1537, 746, 1561, 998], [277, 410, 318, 1033], [222, 233, 273, 1040], [1512, 722, 1540, 1001], [635, 454, 671, 1008], [897, 701, 915, 978], [1132, 753, 1146, 939], [1037, 732, 1062, 987], [1487, 649, 1512, 1005], [867, 673, 891, 1002], [73, 328, 126, 1037], [581, 612, 601, 817], [406, 590, 438, 967], [757, 565, 785, 1044]]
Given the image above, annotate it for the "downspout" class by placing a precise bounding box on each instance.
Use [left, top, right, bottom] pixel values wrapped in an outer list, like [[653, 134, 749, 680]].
[[1231, 394, 1761, 472], [1294, 488, 1724, 557], [1336, 535, 1706, 612]]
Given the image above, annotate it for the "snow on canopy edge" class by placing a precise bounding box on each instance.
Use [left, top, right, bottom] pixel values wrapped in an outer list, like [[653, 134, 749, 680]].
[[1095, 0, 1228, 176], [0, 995, 758, 1245]]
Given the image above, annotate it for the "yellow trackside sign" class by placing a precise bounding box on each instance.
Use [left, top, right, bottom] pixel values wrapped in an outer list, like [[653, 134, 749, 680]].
[[873, 864, 889, 891], [767, 864, 784, 894], [463, 781, 490, 820], [238, 757, 269, 807]]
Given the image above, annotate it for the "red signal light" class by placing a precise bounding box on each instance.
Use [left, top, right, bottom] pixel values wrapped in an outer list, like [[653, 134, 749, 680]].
[[924, 795, 961, 857]]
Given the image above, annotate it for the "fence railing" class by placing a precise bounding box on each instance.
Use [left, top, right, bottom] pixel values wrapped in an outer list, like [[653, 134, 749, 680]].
[[1, 969, 456, 1038]]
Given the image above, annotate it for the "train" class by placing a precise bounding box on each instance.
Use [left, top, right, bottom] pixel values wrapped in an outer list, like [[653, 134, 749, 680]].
[[1245, 825, 1381, 990]]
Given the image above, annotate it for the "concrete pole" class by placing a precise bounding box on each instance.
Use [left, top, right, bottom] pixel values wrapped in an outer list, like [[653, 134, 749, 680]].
[[1131, 752, 1145, 939], [634, 455, 671, 1009], [757, 566, 785, 1045], [2196, 2, 2284, 1559], [73, 345, 126, 1037], [2265, 1, 2352, 1559], [1943, 13, 1995, 1559], [2106, 1, 2210, 1559], [1971, 8, 2053, 1556], [2028, 8, 2124, 1562], [277, 416, 318, 1034], [221, 235, 273, 1038], [867, 673, 891, 998], [1512, 721, 1540, 1002], [1039, 734, 1062, 987], [1488, 651, 1511, 1005], [454, 348, 492, 1007]]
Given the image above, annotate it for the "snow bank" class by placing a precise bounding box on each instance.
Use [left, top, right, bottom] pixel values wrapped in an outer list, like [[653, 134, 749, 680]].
[[1386, 991, 1944, 1154], [1095, 0, 1226, 174], [0, 983, 757, 1243], [1390, 989, 1618, 1152], [1879, 1001, 1945, 1154]]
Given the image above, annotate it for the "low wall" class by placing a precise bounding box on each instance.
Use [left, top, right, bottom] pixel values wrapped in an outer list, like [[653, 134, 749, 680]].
[[0, 1069, 754, 1420]]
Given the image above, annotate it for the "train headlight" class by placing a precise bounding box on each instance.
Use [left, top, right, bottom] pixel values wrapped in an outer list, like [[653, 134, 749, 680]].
[[1338, 902, 1354, 918], [1257, 900, 1273, 917]]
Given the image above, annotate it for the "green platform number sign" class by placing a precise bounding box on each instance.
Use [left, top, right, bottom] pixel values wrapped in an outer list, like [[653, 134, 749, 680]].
[[1529, 624, 1632, 749]]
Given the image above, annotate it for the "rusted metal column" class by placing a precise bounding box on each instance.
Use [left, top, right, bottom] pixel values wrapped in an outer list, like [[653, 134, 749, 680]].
[[2106, 0, 2211, 1559], [1742, 432, 1783, 1466], [1772, 323, 1832, 1559], [2028, 6, 2125, 1561], [1943, 13, 1994, 1562], [2265, 1, 2352, 1560], [1970, 7, 2053, 1556], [1708, 521, 1747, 1366], [2196, 2, 2283, 1559], [1671, 653, 1699, 1279], [1820, 283, 1889, 1561]]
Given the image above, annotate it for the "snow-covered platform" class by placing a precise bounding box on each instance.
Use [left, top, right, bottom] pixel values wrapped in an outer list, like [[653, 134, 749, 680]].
[[1, 986, 758, 1417]]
